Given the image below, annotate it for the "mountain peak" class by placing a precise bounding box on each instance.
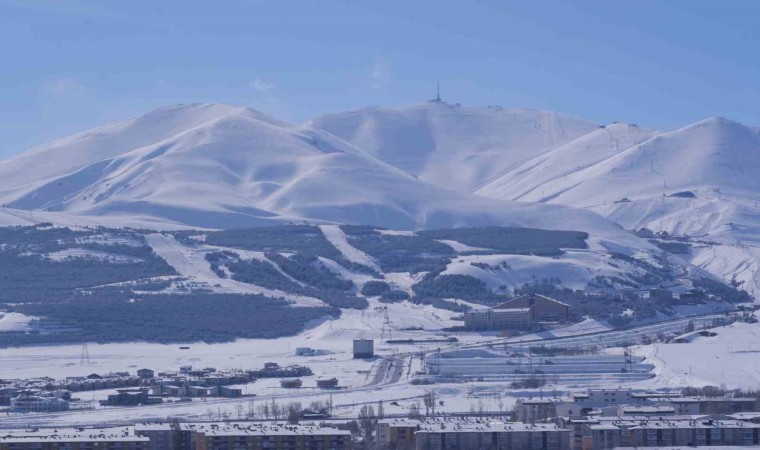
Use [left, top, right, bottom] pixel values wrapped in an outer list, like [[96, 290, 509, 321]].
[[310, 103, 599, 191]]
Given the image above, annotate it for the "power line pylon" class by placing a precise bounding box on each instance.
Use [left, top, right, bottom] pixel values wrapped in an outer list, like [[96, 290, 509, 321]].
[[80, 343, 91, 365]]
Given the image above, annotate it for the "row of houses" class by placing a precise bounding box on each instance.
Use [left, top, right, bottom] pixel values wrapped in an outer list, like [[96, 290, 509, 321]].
[[3, 363, 316, 410]]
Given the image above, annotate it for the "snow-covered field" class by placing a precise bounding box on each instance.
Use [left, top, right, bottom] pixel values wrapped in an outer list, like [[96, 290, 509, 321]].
[[0, 298, 523, 426], [638, 312, 760, 390]]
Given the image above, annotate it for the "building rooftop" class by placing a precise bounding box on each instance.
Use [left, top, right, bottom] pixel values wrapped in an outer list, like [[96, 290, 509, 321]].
[[618, 405, 676, 413], [0, 427, 147, 443], [416, 421, 566, 434], [178, 423, 349, 437], [134, 423, 174, 431]]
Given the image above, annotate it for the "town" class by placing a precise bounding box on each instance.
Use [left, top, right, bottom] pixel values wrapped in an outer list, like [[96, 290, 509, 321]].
[[4, 385, 760, 450]]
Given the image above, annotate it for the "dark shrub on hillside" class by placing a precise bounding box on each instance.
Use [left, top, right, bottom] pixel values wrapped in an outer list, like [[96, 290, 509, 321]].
[[361, 281, 391, 296], [380, 290, 410, 302], [412, 274, 502, 303], [420, 227, 587, 255], [5, 293, 339, 346]]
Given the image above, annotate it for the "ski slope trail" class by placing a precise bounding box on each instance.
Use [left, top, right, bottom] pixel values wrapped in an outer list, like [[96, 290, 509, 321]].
[[319, 224, 379, 270], [145, 233, 324, 306]]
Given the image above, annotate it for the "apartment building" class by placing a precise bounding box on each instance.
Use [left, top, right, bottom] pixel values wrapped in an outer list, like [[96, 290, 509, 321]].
[[414, 420, 570, 450], [0, 427, 149, 450]]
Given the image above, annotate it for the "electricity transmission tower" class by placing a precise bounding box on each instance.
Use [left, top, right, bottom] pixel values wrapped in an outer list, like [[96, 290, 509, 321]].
[[80, 343, 91, 365]]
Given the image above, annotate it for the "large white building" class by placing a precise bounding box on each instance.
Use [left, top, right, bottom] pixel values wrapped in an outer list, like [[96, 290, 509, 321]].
[[10, 392, 69, 412]]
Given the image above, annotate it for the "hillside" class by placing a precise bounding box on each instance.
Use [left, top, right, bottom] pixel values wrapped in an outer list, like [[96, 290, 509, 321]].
[[478, 123, 660, 201], [0, 223, 734, 347], [479, 117, 760, 296], [310, 102, 598, 192]]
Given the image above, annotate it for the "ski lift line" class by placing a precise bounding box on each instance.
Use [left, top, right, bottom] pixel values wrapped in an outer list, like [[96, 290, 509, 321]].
[[442, 102, 568, 192]]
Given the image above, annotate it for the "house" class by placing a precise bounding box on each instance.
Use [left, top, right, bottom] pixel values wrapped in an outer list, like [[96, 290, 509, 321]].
[[636, 228, 655, 239], [516, 398, 557, 423], [137, 368, 155, 379], [679, 289, 707, 302], [280, 378, 302, 389], [219, 386, 242, 397], [102, 388, 160, 406], [316, 377, 339, 389]]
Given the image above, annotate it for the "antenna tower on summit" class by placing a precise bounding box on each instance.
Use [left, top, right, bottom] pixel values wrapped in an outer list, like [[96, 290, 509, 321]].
[[435, 79, 441, 102]]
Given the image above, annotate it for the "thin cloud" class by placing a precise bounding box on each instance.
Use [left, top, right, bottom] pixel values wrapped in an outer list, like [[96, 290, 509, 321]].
[[43, 78, 87, 96], [370, 55, 392, 90], [249, 78, 274, 93]]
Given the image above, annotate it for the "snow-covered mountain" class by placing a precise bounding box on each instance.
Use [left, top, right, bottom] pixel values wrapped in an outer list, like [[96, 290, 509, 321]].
[[0, 104, 632, 242], [1, 102, 756, 297], [310, 102, 598, 192], [478, 123, 660, 202], [479, 117, 760, 296]]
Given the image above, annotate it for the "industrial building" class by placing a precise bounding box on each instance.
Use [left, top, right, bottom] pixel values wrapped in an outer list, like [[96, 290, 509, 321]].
[[464, 294, 570, 331], [352, 338, 374, 358]]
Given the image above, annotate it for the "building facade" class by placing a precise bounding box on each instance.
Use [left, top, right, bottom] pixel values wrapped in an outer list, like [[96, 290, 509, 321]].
[[464, 294, 570, 331]]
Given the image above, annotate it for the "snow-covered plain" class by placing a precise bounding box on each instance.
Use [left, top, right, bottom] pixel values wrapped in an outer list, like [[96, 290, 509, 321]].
[[637, 313, 760, 390]]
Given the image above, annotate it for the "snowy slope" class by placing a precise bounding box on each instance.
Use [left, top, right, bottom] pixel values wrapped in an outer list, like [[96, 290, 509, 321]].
[[488, 117, 760, 205], [479, 123, 660, 201], [480, 117, 760, 296], [310, 102, 598, 192]]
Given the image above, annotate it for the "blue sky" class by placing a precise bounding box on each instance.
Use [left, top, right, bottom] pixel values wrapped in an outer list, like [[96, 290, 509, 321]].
[[2, 0, 759, 157]]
